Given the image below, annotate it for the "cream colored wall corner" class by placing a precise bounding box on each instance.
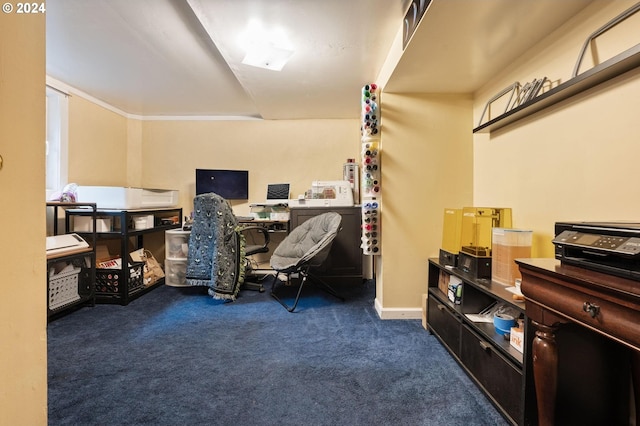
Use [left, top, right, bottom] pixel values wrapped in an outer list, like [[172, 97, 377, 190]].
[[372, 19, 476, 317], [139, 119, 360, 216], [127, 118, 143, 186], [67, 96, 129, 186], [0, 11, 47, 425], [375, 93, 474, 317], [473, 0, 640, 257]]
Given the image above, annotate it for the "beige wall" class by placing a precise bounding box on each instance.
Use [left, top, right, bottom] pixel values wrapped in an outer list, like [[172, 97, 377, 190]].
[[376, 93, 474, 312], [140, 119, 360, 216], [68, 96, 129, 186], [127, 118, 144, 186], [0, 11, 47, 425], [473, 0, 640, 258], [65, 102, 359, 217]]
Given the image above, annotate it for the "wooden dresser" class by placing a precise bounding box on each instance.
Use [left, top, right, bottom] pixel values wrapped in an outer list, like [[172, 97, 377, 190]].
[[517, 258, 640, 425]]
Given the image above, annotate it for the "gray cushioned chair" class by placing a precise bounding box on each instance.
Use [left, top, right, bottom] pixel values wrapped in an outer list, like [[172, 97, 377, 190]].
[[270, 211, 343, 312]]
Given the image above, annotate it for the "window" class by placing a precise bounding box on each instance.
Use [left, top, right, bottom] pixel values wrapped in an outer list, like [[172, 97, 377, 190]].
[[45, 86, 69, 199]]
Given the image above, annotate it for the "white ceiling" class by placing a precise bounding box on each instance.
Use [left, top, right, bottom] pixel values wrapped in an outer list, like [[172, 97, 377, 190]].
[[388, 0, 597, 93], [46, 0, 596, 120], [46, 0, 410, 119]]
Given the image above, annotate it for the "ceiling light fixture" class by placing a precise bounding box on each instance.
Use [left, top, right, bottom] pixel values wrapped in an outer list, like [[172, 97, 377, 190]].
[[238, 19, 294, 71], [242, 45, 294, 71]]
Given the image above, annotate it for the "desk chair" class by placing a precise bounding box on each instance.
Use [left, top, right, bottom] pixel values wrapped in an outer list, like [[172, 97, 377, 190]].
[[270, 212, 343, 312], [240, 225, 270, 292], [186, 193, 244, 300]]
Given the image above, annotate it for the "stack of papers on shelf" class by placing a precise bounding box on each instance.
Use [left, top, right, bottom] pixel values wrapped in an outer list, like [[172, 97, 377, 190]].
[[465, 302, 498, 323]]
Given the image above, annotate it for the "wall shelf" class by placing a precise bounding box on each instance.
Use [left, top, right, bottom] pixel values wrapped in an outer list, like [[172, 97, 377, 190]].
[[473, 43, 640, 134]]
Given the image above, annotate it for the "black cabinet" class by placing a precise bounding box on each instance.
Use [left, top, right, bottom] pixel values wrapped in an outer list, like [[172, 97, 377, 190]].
[[290, 206, 363, 284], [66, 208, 182, 305], [427, 295, 462, 358], [460, 324, 523, 422], [427, 258, 527, 425]]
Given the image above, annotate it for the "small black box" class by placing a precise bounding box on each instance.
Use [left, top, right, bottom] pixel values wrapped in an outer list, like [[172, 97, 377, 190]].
[[458, 251, 491, 279], [439, 249, 458, 267]]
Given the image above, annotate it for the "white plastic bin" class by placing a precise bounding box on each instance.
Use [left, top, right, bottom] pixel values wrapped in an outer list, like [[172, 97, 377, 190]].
[[165, 229, 190, 259], [165, 258, 188, 287]]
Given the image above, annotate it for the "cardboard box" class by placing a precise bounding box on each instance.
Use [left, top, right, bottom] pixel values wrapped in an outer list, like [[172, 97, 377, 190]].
[[95, 244, 113, 264], [510, 325, 524, 353], [438, 271, 450, 295]]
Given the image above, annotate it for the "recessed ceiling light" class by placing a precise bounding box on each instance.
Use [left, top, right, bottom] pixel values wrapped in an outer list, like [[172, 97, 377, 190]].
[[238, 19, 294, 71], [242, 45, 294, 71]]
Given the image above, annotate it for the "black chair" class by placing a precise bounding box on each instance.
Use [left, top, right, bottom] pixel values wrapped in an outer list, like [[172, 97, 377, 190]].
[[269, 212, 343, 312], [240, 225, 270, 292]]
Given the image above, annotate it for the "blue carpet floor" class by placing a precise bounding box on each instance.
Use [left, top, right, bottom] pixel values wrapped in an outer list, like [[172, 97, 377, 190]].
[[48, 280, 508, 425]]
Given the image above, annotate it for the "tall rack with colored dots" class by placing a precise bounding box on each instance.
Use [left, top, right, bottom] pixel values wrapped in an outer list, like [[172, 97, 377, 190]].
[[360, 83, 381, 255]]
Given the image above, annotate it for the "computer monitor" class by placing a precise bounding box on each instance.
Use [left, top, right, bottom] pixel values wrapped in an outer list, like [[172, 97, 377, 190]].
[[195, 169, 249, 200], [266, 183, 290, 202]]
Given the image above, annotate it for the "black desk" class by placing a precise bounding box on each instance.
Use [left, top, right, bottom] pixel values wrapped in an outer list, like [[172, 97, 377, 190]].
[[238, 218, 289, 270], [290, 206, 363, 284]]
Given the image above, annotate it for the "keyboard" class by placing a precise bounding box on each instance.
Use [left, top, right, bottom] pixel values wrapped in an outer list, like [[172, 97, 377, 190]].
[[236, 216, 255, 221]]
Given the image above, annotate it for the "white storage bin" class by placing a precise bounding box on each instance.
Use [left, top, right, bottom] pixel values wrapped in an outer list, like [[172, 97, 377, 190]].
[[132, 214, 154, 230], [73, 216, 112, 232], [165, 258, 188, 287], [49, 266, 82, 310], [165, 229, 190, 259]]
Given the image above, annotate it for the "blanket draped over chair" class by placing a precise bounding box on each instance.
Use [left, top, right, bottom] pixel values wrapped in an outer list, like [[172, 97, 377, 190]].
[[185, 193, 245, 300]]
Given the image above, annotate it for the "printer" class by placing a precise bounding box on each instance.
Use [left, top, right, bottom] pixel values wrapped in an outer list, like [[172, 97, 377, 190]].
[[553, 221, 640, 280]]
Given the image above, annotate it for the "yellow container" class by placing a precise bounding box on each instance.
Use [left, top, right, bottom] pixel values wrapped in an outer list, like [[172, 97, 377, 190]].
[[460, 207, 512, 256], [441, 208, 463, 254]]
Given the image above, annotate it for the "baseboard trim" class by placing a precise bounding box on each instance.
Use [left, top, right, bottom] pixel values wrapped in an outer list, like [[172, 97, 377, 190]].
[[374, 297, 422, 320]]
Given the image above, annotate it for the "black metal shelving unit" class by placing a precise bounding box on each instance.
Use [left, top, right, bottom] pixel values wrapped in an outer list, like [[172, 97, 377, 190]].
[[66, 207, 182, 305]]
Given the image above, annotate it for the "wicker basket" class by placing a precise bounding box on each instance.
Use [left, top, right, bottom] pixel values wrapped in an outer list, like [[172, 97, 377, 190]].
[[49, 267, 82, 310], [95, 261, 145, 295]]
